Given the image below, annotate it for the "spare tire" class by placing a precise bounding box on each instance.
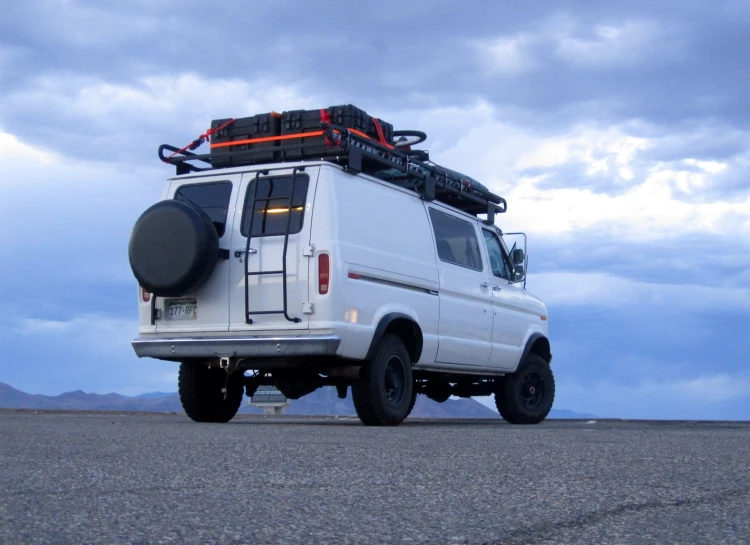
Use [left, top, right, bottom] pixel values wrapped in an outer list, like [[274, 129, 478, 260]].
[[128, 200, 220, 297]]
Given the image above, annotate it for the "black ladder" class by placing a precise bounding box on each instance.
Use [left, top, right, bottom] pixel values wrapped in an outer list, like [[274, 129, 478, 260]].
[[243, 167, 304, 324]]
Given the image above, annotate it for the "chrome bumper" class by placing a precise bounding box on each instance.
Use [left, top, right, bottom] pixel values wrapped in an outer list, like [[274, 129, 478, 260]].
[[132, 335, 341, 360]]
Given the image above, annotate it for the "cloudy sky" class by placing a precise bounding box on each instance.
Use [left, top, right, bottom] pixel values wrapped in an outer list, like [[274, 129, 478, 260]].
[[1, 0, 748, 419]]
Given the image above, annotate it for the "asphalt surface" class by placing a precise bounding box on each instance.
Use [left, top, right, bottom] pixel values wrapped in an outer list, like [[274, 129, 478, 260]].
[[1, 411, 749, 545]]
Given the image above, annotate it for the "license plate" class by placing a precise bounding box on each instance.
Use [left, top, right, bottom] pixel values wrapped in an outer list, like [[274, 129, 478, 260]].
[[166, 300, 197, 320]]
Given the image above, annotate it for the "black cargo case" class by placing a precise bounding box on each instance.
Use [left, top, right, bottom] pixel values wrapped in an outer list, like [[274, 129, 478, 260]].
[[280, 104, 392, 161], [209, 114, 281, 168]]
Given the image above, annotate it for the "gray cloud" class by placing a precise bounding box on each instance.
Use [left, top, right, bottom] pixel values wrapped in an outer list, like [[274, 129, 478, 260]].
[[3, 1, 750, 142], [527, 230, 750, 288]]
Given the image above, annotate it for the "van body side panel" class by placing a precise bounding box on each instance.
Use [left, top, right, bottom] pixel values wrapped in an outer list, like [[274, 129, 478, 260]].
[[303, 167, 349, 347], [488, 283, 529, 370], [315, 168, 439, 362]]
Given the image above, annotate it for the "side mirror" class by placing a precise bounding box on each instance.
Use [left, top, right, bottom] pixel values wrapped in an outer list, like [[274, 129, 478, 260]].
[[511, 248, 525, 266], [512, 265, 526, 283]]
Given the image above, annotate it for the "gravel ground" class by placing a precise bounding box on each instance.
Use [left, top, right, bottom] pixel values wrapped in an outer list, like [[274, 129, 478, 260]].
[[1, 411, 748, 545]]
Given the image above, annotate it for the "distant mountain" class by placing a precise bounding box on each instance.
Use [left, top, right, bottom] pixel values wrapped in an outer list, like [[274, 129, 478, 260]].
[[134, 392, 177, 399], [548, 408, 599, 419], [0, 382, 595, 419]]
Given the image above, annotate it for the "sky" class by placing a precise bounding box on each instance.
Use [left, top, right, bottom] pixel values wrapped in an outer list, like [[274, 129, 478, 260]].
[[1, 0, 749, 420]]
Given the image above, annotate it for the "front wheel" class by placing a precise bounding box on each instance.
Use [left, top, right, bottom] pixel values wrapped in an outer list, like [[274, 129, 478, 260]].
[[178, 362, 244, 423], [352, 334, 414, 426], [495, 355, 555, 424]]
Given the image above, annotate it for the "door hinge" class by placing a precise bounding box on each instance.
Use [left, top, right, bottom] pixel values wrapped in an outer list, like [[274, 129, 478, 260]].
[[302, 303, 314, 315], [303, 245, 315, 257]]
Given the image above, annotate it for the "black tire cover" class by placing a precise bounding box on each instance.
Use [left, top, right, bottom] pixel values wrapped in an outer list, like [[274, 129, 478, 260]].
[[128, 200, 220, 297]]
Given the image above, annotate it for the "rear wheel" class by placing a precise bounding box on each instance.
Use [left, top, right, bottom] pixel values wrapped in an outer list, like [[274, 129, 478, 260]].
[[405, 389, 418, 420], [352, 334, 414, 426], [178, 362, 244, 423], [495, 354, 555, 424]]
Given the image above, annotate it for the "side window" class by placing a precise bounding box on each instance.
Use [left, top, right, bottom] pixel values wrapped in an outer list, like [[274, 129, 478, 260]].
[[482, 230, 511, 280], [241, 175, 310, 237], [174, 181, 232, 237], [428, 208, 483, 271]]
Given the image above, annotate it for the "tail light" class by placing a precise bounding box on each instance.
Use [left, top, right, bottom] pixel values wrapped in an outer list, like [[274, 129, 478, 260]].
[[318, 254, 330, 295], [140, 286, 151, 303]]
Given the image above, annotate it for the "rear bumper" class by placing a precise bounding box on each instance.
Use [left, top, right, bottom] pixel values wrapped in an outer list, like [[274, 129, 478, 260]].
[[131, 334, 342, 360]]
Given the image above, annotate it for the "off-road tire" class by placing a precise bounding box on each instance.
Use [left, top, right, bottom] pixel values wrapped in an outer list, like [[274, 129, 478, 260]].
[[405, 389, 418, 420], [178, 362, 244, 423], [495, 354, 555, 424], [352, 334, 414, 426]]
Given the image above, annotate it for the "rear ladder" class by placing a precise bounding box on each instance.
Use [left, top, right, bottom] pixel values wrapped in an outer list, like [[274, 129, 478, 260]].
[[243, 167, 305, 324]]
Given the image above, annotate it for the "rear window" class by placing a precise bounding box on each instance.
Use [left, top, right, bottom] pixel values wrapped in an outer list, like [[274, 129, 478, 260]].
[[429, 208, 483, 271], [241, 174, 310, 237], [174, 181, 232, 237]]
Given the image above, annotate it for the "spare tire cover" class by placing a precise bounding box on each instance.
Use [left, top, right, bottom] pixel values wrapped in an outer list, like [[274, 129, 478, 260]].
[[128, 200, 220, 297]]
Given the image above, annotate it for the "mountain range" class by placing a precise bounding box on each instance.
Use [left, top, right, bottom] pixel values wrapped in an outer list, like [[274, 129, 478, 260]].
[[0, 382, 597, 419]]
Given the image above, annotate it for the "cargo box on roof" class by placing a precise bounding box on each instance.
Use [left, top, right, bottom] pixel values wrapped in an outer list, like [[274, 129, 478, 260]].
[[209, 113, 281, 168]]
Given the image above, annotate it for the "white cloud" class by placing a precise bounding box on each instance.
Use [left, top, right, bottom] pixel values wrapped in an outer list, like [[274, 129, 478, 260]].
[[531, 271, 750, 311], [1, 73, 321, 146], [555, 20, 667, 67], [478, 35, 536, 76], [684, 158, 728, 174], [399, 107, 750, 241], [515, 126, 649, 175], [0, 132, 57, 164], [507, 169, 750, 238]]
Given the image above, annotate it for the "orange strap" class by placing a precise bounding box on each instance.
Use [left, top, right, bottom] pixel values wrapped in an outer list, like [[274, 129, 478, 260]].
[[209, 127, 394, 150], [210, 131, 326, 149], [348, 128, 394, 149]]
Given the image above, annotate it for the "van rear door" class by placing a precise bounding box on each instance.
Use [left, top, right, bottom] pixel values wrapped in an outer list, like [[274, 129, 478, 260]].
[[154, 175, 240, 333], [228, 167, 318, 332]]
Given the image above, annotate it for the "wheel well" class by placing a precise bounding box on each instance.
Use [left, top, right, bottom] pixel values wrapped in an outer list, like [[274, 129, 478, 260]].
[[386, 318, 423, 363], [528, 336, 552, 363], [369, 316, 423, 364]]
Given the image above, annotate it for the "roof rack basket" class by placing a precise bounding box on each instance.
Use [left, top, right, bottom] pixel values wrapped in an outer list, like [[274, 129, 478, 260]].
[[158, 125, 507, 221]]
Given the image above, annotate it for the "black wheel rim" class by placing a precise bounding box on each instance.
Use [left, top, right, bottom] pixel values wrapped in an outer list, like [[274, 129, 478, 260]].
[[519, 371, 545, 409], [383, 356, 407, 407]]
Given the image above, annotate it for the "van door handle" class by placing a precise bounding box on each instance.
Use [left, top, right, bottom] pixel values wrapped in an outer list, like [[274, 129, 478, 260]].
[[480, 282, 490, 288], [234, 249, 257, 258], [492, 285, 502, 291]]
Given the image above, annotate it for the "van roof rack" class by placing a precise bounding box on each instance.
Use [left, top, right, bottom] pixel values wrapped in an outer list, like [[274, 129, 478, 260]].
[[158, 125, 507, 220]]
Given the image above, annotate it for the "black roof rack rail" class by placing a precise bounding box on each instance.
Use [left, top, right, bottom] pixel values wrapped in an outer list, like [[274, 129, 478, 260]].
[[158, 144, 212, 175], [158, 126, 507, 217]]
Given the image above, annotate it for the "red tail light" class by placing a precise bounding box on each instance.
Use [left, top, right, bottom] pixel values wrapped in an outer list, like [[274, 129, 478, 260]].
[[141, 287, 151, 303], [318, 254, 330, 295]]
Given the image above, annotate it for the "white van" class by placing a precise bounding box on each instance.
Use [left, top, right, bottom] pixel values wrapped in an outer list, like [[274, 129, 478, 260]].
[[129, 135, 554, 426]]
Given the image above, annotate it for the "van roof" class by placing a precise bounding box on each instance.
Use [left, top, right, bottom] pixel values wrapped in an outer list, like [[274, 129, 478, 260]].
[[160, 127, 506, 221]]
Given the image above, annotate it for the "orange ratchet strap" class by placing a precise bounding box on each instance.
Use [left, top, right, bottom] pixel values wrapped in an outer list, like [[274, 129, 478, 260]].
[[209, 128, 394, 150], [210, 131, 326, 149]]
